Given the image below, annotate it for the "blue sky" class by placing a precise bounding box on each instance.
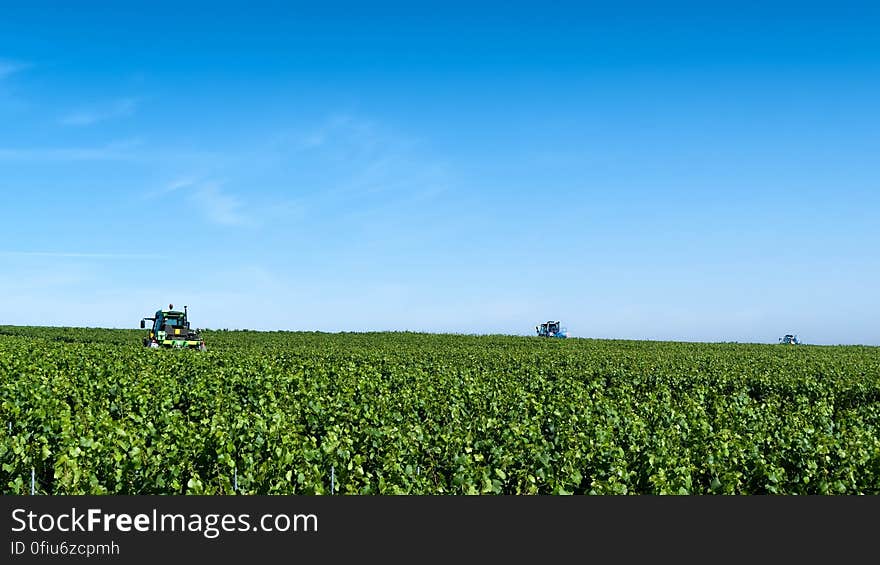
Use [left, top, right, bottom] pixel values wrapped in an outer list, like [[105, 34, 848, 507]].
[[1, 1, 878, 344]]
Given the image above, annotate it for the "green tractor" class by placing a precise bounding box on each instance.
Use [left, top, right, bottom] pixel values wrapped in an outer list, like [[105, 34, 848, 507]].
[[140, 304, 207, 351]]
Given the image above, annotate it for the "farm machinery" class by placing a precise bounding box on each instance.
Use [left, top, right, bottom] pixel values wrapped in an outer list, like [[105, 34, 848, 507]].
[[140, 304, 207, 350], [779, 334, 800, 345], [536, 320, 568, 338]]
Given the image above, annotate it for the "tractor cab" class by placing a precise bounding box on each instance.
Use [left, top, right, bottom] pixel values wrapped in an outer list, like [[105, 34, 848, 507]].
[[140, 304, 206, 350], [779, 334, 800, 345], [152, 310, 189, 333]]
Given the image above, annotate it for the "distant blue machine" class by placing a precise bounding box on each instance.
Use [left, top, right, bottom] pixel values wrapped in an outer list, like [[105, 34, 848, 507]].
[[536, 320, 568, 338], [779, 334, 800, 345]]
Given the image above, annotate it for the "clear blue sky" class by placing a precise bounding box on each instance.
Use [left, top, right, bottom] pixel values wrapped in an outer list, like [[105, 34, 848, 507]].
[[1, 1, 878, 344]]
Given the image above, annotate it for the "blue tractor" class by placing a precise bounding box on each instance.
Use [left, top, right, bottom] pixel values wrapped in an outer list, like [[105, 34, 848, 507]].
[[536, 320, 568, 338]]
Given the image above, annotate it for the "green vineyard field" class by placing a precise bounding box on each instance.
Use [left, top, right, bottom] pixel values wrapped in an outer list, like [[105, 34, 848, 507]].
[[2, 326, 879, 494]]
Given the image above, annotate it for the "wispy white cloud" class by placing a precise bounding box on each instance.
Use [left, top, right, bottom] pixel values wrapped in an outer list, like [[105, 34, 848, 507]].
[[158, 178, 253, 227], [0, 59, 27, 79], [294, 114, 379, 151], [292, 114, 453, 206], [193, 182, 251, 227], [0, 147, 125, 160], [163, 178, 198, 193], [60, 97, 139, 126], [0, 138, 143, 161], [158, 178, 197, 195], [141, 114, 450, 231], [0, 251, 164, 259]]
